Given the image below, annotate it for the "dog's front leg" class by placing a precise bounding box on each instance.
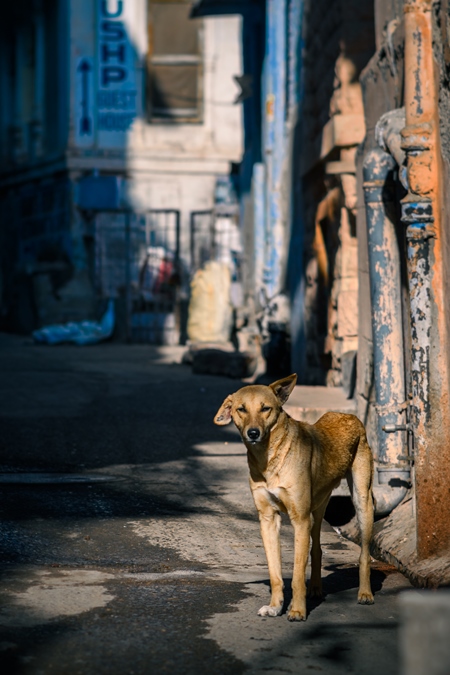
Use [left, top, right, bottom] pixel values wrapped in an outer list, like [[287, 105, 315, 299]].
[[258, 510, 283, 616], [254, 493, 284, 616], [289, 515, 311, 621]]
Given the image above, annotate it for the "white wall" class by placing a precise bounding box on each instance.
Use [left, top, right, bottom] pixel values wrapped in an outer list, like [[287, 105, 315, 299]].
[[68, 0, 243, 174]]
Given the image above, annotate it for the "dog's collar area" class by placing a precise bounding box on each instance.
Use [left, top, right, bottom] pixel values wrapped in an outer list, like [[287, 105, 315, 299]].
[[271, 418, 279, 431]]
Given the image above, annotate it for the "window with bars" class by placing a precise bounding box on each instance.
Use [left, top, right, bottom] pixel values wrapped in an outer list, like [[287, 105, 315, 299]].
[[147, 1, 203, 122]]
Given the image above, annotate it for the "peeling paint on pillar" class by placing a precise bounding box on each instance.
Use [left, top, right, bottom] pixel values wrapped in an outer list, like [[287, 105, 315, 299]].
[[404, 219, 434, 424], [363, 148, 407, 467], [402, 0, 450, 558]]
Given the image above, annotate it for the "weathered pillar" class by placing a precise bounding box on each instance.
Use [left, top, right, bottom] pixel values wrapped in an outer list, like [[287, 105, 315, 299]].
[[402, 0, 450, 558], [252, 163, 266, 295], [263, 0, 286, 297]]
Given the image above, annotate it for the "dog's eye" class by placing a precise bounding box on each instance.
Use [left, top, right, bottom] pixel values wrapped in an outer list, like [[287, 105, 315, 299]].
[[261, 406, 272, 413], [237, 406, 246, 413]]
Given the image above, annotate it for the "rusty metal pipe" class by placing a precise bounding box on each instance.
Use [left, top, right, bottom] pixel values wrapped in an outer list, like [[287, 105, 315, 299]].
[[363, 147, 410, 517]]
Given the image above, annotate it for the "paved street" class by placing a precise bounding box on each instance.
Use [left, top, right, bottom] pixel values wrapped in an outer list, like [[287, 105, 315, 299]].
[[0, 335, 413, 675]]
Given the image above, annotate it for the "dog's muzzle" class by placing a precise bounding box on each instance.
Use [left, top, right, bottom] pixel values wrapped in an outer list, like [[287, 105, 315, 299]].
[[247, 428, 261, 443]]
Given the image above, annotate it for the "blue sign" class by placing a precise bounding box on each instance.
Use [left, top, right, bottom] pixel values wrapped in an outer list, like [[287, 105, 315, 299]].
[[97, 0, 139, 145], [75, 57, 95, 147]]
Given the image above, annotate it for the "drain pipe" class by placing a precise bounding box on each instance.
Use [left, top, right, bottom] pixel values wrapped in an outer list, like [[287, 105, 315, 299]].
[[362, 147, 410, 518]]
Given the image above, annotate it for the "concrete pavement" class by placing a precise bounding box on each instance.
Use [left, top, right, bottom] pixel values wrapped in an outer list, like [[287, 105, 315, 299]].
[[0, 334, 414, 674]]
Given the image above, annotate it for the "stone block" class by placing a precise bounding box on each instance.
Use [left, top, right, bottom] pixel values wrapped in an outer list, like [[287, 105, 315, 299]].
[[320, 114, 366, 159], [192, 348, 258, 379], [338, 241, 358, 278], [337, 289, 358, 337], [340, 174, 357, 212]]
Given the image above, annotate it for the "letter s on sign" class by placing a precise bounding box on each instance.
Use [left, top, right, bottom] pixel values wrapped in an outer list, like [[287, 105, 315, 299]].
[[101, 20, 126, 41]]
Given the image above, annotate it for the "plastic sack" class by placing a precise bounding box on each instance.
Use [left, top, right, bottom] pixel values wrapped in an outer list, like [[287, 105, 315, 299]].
[[187, 261, 232, 343], [32, 299, 115, 346]]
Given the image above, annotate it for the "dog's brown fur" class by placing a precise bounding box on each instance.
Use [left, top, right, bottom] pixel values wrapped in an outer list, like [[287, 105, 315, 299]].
[[214, 373, 374, 621]]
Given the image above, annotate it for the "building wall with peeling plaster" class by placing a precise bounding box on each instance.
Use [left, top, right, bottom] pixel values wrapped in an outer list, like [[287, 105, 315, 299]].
[[356, 0, 450, 556], [0, 0, 243, 334], [251, 0, 450, 555], [299, 0, 375, 387]]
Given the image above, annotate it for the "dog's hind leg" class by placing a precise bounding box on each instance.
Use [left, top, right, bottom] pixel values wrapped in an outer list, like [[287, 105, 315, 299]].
[[349, 439, 374, 604], [308, 497, 330, 599]]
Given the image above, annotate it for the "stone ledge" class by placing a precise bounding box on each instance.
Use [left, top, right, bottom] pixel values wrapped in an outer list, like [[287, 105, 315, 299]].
[[285, 385, 356, 424], [341, 497, 450, 588], [371, 498, 450, 589]]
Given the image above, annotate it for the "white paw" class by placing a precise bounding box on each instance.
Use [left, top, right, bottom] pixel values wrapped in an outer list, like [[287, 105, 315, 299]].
[[257, 605, 282, 617]]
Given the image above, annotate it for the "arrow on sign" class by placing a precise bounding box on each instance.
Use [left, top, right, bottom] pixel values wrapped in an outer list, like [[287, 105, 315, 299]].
[[78, 59, 92, 135]]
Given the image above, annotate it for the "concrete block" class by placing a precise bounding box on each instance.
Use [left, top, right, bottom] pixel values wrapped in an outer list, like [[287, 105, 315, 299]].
[[399, 591, 450, 675], [192, 348, 257, 379]]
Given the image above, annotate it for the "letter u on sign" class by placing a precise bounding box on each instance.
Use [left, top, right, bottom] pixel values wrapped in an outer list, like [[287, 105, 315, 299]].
[[101, 0, 123, 18]]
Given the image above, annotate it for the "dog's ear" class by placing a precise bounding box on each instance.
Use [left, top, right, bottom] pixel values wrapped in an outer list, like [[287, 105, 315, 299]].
[[214, 395, 234, 425], [269, 374, 297, 405]]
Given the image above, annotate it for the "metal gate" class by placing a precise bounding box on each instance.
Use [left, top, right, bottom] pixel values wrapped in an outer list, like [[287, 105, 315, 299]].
[[95, 209, 181, 345], [131, 210, 181, 344], [190, 208, 244, 314]]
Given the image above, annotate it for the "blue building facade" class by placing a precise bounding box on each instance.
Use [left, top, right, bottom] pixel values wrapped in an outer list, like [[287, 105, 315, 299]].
[[0, 1, 244, 337], [193, 0, 306, 374]]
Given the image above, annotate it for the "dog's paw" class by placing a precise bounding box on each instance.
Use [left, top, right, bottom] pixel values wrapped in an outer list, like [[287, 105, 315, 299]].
[[257, 605, 282, 617], [287, 609, 307, 622], [307, 585, 323, 599], [357, 591, 374, 605]]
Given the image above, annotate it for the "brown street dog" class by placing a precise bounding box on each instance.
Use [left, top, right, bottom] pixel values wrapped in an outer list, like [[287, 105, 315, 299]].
[[214, 373, 374, 621]]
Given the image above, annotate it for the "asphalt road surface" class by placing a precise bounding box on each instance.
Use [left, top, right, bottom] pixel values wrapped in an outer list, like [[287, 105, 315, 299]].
[[0, 334, 413, 675]]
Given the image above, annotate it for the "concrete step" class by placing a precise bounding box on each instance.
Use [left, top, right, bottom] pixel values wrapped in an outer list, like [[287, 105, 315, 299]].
[[284, 385, 357, 425]]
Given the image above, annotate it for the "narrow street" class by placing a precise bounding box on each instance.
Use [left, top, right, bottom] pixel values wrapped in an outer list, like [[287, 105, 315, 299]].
[[0, 335, 413, 675]]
